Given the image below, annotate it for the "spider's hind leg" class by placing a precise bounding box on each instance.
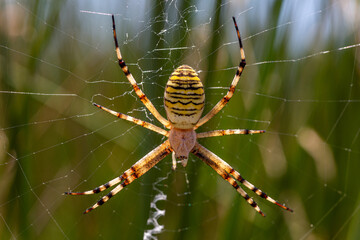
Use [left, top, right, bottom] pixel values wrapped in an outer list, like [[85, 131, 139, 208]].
[[195, 16, 246, 129], [111, 15, 170, 128]]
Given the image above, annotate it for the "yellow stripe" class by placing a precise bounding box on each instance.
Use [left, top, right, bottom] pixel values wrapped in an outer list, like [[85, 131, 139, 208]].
[[169, 76, 200, 81], [164, 102, 204, 110], [165, 86, 204, 95]]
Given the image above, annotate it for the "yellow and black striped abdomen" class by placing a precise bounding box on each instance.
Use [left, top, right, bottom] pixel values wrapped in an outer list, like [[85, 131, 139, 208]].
[[164, 65, 205, 129]]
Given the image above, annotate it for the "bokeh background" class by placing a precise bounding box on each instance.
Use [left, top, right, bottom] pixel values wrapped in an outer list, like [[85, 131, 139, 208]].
[[1, 0, 360, 239]]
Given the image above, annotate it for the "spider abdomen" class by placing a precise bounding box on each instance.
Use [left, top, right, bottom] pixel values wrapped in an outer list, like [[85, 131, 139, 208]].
[[164, 65, 205, 129]]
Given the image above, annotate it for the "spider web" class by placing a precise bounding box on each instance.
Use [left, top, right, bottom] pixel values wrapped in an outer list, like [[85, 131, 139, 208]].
[[1, 0, 360, 239]]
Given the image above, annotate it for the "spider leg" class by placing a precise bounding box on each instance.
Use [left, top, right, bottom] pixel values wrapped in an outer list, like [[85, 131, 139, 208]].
[[111, 15, 171, 128], [195, 17, 246, 129], [93, 103, 169, 137], [191, 142, 293, 216], [66, 140, 172, 214], [65, 175, 124, 195], [228, 166, 293, 212], [192, 143, 265, 216], [197, 129, 265, 139]]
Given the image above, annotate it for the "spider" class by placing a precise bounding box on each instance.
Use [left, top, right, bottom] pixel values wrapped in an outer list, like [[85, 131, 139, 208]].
[[65, 15, 293, 217]]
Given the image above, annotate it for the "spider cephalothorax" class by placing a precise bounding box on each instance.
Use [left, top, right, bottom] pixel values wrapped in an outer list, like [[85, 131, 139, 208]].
[[65, 15, 293, 217]]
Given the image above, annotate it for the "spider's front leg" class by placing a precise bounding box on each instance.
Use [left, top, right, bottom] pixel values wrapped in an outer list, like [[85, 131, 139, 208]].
[[191, 142, 293, 216], [65, 140, 172, 214]]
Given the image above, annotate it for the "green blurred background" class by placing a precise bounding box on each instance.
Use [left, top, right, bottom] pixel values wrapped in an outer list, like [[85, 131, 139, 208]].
[[1, 0, 360, 239]]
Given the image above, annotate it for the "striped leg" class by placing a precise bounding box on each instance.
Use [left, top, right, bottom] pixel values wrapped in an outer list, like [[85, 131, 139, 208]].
[[66, 140, 172, 214], [111, 15, 171, 128], [197, 129, 265, 139], [191, 142, 264, 216], [230, 168, 293, 212], [191, 142, 293, 216], [93, 103, 169, 137], [195, 17, 246, 129], [65, 175, 124, 196]]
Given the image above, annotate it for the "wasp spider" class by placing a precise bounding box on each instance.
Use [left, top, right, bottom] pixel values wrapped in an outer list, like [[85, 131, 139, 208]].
[[65, 15, 293, 217]]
